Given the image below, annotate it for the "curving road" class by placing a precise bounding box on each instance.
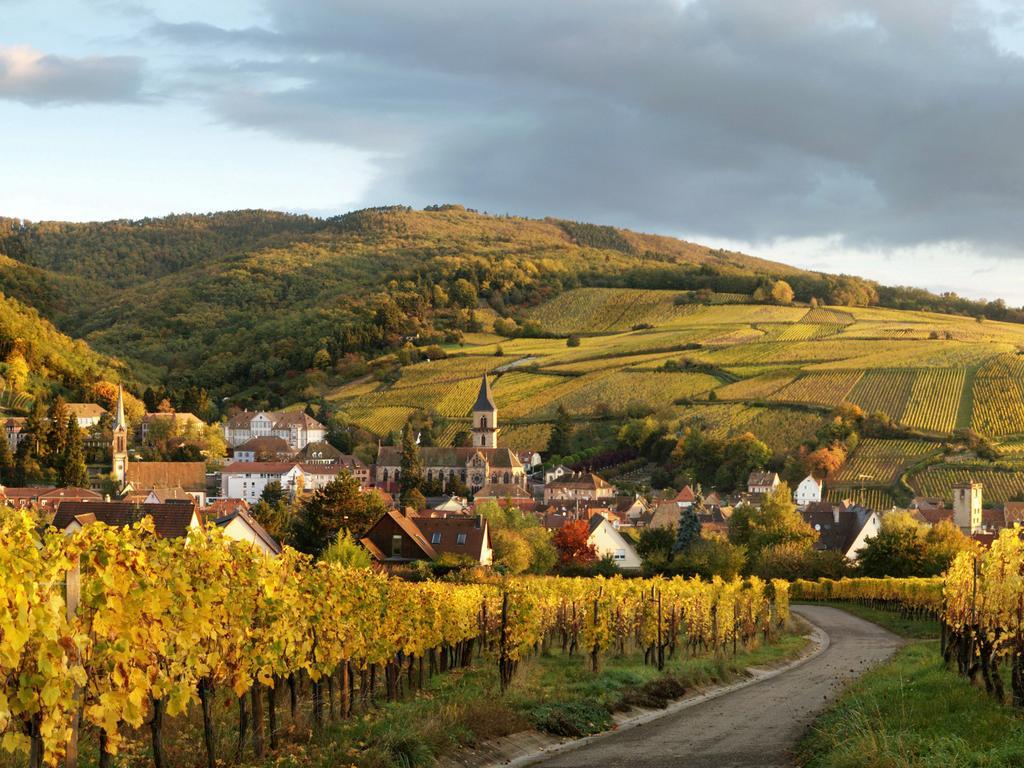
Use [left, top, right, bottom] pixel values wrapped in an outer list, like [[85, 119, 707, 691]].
[[536, 605, 903, 768]]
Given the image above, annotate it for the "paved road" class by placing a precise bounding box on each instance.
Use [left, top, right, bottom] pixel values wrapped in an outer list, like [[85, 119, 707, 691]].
[[537, 605, 903, 768]]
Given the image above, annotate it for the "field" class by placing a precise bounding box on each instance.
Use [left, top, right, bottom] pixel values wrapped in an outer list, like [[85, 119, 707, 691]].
[[325, 290, 1024, 497], [908, 464, 1024, 504], [831, 439, 938, 486]]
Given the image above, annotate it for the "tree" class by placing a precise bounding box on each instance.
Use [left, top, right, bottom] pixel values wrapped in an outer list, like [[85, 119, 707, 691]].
[[552, 519, 597, 566], [567, 334, 581, 347], [924, 519, 979, 574], [260, 481, 285, 506], [770, 280, 794, 304], [399, 423, 423, 508], [673, 494, 703, 555], [547, 405, 574, 457], [293, 473, 382, 556], [728, 483, 817, 558], [804, 445, 847, 477], [713, 432, 770, 492], [492, 529, 532, 574], [321, 530, 372, 568], [4, 351, 28, 392], [672, 536, 747, 580], [59, 415, 88, 487], [857, 513, 930, 578], [637, 526, 675, 560], [0, 431, 12, 483]]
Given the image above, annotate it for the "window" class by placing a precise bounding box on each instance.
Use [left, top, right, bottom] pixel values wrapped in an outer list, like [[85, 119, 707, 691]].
[[391, 535, 403, 557], [480, 416, 487, 429], [456, 533, 467, 545], [614, 549, 626, 561], [430, 532, 442, 544]]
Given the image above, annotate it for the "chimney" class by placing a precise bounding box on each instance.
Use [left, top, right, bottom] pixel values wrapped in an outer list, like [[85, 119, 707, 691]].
[[833, 506, 840, 525]]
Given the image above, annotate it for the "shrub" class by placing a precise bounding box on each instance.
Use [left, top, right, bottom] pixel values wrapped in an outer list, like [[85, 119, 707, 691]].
[[529, 701, 612, 737]]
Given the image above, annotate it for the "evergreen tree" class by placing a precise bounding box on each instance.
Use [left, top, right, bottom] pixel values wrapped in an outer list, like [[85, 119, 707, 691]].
[[46, 396, 71, 461], [673, 487, 704, 555], [547, 405, 574, 457], [0, 432, 13, 484], [399, 422, 423, 507], [293, 472, 385, 556], [59, 415, 88, 487], [25, 398, 49, 466], [13, 436, 42, 486]]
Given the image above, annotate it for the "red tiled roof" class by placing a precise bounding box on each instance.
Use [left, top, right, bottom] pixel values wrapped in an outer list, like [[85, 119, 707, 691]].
[[53, 501, 198, 538], [126, 462, 206, 492]]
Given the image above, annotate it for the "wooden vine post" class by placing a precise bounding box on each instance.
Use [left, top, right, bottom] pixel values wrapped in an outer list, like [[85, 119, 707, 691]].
[[64, 562, 81, 768]]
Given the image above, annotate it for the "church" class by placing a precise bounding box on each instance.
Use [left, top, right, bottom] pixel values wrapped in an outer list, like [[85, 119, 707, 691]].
[[374, 375, 526, 494]]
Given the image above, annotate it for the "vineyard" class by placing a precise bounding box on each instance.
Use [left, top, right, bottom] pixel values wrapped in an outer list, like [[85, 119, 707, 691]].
[[908, 464, 1024, 505], [323, 292, 1024, 487], [831, 438, 938, 486], [794, 531, 1024, 708], [0, 511, 792, 768]]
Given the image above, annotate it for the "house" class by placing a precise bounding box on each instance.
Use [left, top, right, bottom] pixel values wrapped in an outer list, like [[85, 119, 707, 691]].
[[517, 451, 543, 474], [295, 441, 341, 464], [473, 483, 536, 508], [429, 495, 470, 514], [360, 509, 492, 565], [673, 485, 696, 508], [123, 461, 208, 506], [67, 403, 108, 429], [376, 377, 526, 494], [793, 475, 823, 507], [544, 465, 573, 484], [802, 502, 880, 560], [333, 454, 371, 487], [613, 495, 651, 524], [224, 410, 327, 450], [212, 506, 281, 555], [1003, 501, 1024, 527], [232, 436, 295, 463], [220, 462, 305, 502], [204, 497, 251, 518], [587, 515, 642, 570], [543, 472, 615, 502], [4, 417, 28, 452], [53, 501, 203, 538], [0, 486, 103, 509], [647, 500, 682, 529], [747, 471, 780, 495]]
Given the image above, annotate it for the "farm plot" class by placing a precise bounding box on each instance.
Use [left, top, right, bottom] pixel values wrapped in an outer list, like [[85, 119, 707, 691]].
[[768, 371, 863, 407], [902, 369, 965, 433], [832, 439, 937, 485], [848, 369, 915, 419], [801, 307, 855, 325], [825, 487, 898, 511], [539, 350, 682, 374], [774, 323, 842, 341], [498, 423, 553, 452], [811, 340, 1012, 370], [527, 288, 697, 333], [346, 406, 419, 437], [542, 370, 720, 418], [714, 371, 797, 401], [492, 371, 565, 407], [909, 464, 1024, 505], [700, 339, 883, 367], [741, 409, 826, 455], [970, 354, 1024, 436], [675, 403, 764, 438]]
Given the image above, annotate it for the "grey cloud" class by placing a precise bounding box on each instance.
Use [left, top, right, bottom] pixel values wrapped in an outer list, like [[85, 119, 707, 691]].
[[0, 46, 144, 105], [155, 0, 1024, 249]]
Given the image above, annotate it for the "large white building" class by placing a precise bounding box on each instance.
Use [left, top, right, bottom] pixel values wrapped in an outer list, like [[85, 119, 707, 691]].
[[219, 461, 354, 503], [794, 474, 824, 507], [224, 410, 327, 450]]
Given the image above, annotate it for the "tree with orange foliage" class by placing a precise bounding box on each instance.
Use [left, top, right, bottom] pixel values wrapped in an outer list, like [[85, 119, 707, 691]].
[[804, 444, 847, 477], [552, 519, 598, 565], [89, 380, 145, 429]]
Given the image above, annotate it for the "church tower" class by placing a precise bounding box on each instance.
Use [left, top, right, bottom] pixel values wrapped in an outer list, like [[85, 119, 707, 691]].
[[470, 374, 499, 449], [953, 480, 982, 534], [111, 385, 128, 484]]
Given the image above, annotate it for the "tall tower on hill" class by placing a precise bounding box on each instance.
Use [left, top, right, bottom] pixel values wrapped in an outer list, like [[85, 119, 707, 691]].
[[953, 480, 982, 534], [471, 374, 499, 449], [111, 385, 128, 484]]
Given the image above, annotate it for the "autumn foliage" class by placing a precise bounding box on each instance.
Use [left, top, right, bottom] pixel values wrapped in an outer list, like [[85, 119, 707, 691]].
[[552, 519, 598, 565]]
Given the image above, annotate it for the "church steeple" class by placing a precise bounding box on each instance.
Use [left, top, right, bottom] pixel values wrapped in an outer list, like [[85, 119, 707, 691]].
[[470, 374, 499, 449], [111, 385, 128, 484]]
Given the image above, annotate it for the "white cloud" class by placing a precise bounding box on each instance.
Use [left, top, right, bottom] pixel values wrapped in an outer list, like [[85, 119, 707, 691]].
[[0, 45, 144, 104]]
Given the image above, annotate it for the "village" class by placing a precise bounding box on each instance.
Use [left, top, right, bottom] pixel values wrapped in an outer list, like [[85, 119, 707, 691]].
[[0, 375, 1007, 576]]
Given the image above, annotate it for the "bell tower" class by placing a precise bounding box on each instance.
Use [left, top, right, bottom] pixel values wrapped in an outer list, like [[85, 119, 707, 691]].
[[470, 374, 499, 449], [111, 385, 128, 484]]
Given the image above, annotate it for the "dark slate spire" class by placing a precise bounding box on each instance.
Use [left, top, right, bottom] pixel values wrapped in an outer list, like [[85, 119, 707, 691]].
[[472, 374, 497, 412]]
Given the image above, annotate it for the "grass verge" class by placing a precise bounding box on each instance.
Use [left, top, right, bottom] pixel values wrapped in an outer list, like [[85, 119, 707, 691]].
[[798, 641, 1024, 768]]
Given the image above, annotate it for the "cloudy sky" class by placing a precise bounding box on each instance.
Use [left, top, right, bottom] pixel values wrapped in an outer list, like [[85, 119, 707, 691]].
[[5, 0, 1024, 302]]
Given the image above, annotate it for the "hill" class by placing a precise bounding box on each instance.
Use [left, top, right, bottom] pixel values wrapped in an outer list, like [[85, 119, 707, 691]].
[[2, 204, 1024, 504]]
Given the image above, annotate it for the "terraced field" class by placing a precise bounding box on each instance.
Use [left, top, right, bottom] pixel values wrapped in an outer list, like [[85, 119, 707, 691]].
[[832, 439, 938, 485], [326, 291, 1024, 496], [909, 464, 1024, 504]]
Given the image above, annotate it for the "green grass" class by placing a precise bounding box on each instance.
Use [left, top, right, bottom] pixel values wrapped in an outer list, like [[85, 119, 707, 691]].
[[798, 641, 1024, 768], [796, 601, 938, 639]]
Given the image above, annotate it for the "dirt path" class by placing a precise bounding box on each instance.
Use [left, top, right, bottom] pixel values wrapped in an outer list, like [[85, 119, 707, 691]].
[[536, 605, 903, 768]]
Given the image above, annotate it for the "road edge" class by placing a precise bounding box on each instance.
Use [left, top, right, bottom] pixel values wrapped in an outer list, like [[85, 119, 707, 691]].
[[495, 609, 830, 768]]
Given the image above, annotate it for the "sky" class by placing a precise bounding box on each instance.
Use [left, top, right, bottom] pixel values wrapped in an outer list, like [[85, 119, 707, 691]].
[[5, 0, 1024, 303]]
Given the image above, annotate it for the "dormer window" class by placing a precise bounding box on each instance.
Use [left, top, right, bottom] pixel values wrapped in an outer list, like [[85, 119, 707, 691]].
[[430, 532, 442, 544], [456, 533, 467, 545]]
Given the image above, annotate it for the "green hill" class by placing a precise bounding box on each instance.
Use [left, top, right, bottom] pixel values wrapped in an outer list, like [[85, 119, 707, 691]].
[[2, 204, 1024, 504]]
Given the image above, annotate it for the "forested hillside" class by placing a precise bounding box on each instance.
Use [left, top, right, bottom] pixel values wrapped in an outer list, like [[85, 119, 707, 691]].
[[0, 203, 1019, 426]]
